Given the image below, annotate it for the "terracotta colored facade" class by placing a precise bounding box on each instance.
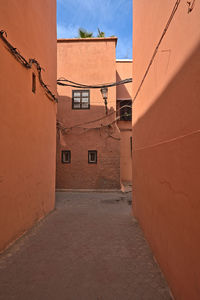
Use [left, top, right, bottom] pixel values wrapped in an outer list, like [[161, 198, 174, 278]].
[[56, 38, 121, 190], [116, 60, 132, 185], [0, 0, 57, 252], [132, 1, 200, 299]]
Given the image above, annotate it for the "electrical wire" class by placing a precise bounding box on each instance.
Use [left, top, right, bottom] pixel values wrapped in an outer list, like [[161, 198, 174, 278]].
[[187, 0, 196, 13], [57, 116, 125, 140], [57, 112, 131, 133], [57, 104, 132, 131], [0, 30, 58, 103], [134, 128, 200, 151], [57, 116, 131, 141], [132, 0, 181, 103], [57, 77, 132, 89]]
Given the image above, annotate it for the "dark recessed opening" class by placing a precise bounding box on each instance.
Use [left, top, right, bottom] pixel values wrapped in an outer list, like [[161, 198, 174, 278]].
[[32, 73, 36, 93], [117, 99, 132, 121], [130, 136, 132, 156], [62, 150, 71, 164], [88, 150, 97, 164]]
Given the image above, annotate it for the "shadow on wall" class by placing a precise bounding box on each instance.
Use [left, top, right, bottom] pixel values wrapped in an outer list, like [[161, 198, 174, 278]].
[[116, 71, 132, 99], [132, 42, 200, 300], [57, 95, 113, 127], [56, 96, 121, 190]]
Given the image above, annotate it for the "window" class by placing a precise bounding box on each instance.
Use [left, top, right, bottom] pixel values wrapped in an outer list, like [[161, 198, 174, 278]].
[[117, 100, 132, 121], [61, 150, 71, 164], [72, 90, 90, 109], [32, 72, 36, 93], [88, 150, 97, 164]]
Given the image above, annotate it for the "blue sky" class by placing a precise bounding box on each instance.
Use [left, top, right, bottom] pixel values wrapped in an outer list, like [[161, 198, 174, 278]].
[[57, 0, 132, 59]]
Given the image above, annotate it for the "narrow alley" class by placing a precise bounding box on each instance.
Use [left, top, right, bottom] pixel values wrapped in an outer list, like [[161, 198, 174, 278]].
[[0, 192, 171, 300]]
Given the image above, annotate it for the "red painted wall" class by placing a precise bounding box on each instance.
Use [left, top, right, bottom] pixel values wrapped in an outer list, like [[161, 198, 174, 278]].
[[132, 1, 200, 299], [57, 38, 120, 189], [0, 0, 57, 252]]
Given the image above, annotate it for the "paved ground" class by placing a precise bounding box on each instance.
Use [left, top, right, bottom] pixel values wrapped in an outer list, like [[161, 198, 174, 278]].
[[0, 192, 172, 300]]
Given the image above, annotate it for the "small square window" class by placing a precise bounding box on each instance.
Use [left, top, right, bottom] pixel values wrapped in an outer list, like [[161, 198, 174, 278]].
[[72, 90, 90, 109], [62, 150, 71, 164], [88, 150, 97, 164]]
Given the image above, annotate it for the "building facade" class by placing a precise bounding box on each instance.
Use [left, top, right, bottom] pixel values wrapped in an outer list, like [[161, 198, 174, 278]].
[[0, 0, 57, 252], [56, 38, 132, 190], [57, 38, 121, 190], [132, 1, 200, 299]]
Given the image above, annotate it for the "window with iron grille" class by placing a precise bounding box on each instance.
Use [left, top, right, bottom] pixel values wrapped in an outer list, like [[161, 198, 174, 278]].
[[61, 150, 71, 164], [72, 90, 90, 109], [117, 100, 132, 121], [88, 150, 97, 164]]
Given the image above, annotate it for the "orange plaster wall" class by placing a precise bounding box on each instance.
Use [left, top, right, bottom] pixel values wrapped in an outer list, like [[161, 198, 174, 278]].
[[118, 121, 132, 184], [116, 61, 132, 100], [0, 0, 57, 252], [116, 61, 132, 184], [57, 38, 120, 189], [133, 1, 200, 299]]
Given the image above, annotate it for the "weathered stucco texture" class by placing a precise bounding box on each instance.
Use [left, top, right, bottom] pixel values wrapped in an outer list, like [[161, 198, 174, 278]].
[[0, 0, 57, 252], [116, 61, 132, 184], [57, 38, 120, 189], [133, 1, 200, 299]]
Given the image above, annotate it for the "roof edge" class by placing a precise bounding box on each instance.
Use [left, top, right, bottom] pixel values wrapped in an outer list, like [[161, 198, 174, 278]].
[[116, 59, 133, 62], [57, 37, 118, 45]]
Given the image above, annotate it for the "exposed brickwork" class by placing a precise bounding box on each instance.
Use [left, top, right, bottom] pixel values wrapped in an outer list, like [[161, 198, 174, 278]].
[[56, 124, 120, 189]]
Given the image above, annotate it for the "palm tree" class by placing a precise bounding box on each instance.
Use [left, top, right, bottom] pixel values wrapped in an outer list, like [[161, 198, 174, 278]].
[[97, 28, 105, 38], [78, 28, 93, 38]]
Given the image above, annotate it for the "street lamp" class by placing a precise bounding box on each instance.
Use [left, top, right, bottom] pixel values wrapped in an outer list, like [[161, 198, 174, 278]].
[[100, 87, 108, 115]]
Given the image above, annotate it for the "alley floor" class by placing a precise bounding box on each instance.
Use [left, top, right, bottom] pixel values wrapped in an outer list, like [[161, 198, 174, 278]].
[[0, 192, 172, 300]]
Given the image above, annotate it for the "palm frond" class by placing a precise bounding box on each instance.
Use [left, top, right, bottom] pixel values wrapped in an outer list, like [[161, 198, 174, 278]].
[[97, 28, 105, 37], [78, 28, 93, 38]]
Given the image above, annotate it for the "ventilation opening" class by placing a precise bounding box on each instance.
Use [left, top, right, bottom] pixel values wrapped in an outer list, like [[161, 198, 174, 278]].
[[88, 150, 97, 164], [62, 150, 71, 164], [32, 73, 36, 93]]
